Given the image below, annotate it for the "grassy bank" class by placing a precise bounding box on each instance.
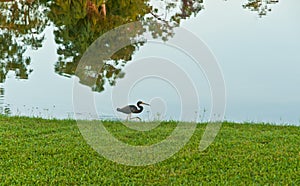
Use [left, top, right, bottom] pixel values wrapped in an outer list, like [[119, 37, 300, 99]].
[[0, 116, 299, 185]]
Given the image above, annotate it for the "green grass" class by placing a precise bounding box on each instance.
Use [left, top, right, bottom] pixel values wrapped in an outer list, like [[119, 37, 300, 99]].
[[0, 115, 299, 185]]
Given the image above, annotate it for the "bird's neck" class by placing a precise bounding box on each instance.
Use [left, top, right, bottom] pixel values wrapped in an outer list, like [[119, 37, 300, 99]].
[[137, 104, 143, 111]]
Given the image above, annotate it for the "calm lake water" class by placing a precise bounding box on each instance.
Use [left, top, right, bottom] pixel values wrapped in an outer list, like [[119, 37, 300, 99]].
[[1, 0, 299, 125]]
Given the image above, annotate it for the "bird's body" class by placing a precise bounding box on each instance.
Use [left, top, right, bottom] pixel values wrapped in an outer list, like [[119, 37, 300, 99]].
[[117, 101, 150, 120]]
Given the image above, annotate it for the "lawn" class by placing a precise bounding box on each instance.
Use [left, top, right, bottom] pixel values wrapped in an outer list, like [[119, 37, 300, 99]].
[[0, 115, 299, 185]]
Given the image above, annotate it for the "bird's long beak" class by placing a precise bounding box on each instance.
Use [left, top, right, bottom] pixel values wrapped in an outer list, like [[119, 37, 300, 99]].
[[142, 102, 150, 106]]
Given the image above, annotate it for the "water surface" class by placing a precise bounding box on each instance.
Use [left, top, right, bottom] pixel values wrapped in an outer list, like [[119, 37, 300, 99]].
[[0, 0, 299, 125]]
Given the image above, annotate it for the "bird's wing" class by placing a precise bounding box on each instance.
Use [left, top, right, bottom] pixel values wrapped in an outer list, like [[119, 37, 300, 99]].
[[117, 105, 132, 114], [129, 105, 138, 113]]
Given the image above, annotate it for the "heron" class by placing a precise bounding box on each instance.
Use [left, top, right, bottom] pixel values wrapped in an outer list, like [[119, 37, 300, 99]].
[[117, 101, 150, 121]]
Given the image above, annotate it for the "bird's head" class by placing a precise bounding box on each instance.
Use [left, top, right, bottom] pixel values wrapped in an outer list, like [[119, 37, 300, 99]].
[[137, 101, 150, 106]]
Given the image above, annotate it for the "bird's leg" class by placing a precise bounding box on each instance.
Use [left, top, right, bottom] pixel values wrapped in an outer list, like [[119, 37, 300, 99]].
[[130, 116, 141, 121], [126, 113, 131, 121]]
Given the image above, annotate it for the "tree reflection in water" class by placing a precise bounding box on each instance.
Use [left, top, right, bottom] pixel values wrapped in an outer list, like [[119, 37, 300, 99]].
[[243, 0, 279, 17], [50, 0, 205, 92], [0, 0, 280, 89], [0, 0, 49, 82]]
